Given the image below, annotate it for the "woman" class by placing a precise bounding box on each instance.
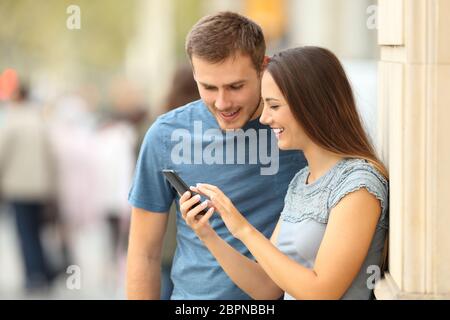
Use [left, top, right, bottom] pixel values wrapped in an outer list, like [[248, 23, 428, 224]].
[[180, 46, 388, 300]]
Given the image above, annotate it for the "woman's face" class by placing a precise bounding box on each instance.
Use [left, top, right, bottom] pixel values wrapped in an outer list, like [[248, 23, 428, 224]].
[[260, 71, 310, 151]]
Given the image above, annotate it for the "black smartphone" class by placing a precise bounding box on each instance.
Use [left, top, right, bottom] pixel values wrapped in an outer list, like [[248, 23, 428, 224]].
[[162, 169, 207, 216]]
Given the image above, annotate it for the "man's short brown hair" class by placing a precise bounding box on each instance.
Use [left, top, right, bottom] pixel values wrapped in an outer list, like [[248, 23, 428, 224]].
[[186, 11, 266, 73]]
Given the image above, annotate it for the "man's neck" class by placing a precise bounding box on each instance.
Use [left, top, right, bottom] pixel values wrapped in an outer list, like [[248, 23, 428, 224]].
[[249, 97, 263, 121]]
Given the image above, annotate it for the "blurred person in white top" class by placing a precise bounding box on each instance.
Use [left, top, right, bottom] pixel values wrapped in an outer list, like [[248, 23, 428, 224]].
[[0, 84, 56, 292]]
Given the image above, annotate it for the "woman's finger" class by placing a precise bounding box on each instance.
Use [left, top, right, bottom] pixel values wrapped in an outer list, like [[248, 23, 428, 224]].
[[180, 191, 191, 203], [198, 207, 215, 224], [210, 198, 228, 216], [195, 183, 217, 192], [194, 185, 216, 199], [194, 184, 231, 216], [186, 200, 209, 220], [197, 183, 221, 193], [189, 186, 203, 196], [185, 204, 207, 225], [195, 185, 227, 209], [197, 184, 227, 201], [180, 194, 201, 217], [190, 186, 214, 200]]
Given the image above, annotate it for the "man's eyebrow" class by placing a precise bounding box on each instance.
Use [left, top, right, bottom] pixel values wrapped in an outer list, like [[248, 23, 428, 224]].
[[199, 80, 246, 88], [198, 82, 216, 88], [226, 80, 246, 87]]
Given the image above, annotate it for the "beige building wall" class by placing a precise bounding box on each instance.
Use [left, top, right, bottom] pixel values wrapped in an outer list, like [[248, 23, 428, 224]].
[[375, 0, 450, 299], [288, 0, 377, 59]]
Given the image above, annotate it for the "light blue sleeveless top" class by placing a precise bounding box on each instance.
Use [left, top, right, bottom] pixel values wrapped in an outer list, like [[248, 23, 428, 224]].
[[276, 158, 388, 300]]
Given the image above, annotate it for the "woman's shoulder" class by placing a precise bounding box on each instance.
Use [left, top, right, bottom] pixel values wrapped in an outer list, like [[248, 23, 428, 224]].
[[331, 158, 388, 191], [328, 158, 389, 228]]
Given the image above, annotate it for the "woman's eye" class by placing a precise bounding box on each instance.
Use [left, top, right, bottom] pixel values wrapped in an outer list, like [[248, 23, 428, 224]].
[[270, 105, 280, 110]]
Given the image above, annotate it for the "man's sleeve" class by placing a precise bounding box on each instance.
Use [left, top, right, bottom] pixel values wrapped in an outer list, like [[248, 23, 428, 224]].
[[128, 120, 175, 213]]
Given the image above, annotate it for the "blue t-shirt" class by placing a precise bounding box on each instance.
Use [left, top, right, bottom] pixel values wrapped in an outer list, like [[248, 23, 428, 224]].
[[128, 100, 306, 299]]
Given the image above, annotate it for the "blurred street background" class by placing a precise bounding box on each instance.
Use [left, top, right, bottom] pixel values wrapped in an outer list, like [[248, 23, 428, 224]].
[[0, 0, 379, 299]]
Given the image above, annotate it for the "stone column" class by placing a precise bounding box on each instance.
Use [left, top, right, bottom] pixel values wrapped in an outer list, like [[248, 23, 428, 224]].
[[375, 0, 450, 299]]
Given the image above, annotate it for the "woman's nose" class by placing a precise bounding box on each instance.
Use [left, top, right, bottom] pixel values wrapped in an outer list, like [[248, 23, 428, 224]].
[[259, 104, 271, 125]]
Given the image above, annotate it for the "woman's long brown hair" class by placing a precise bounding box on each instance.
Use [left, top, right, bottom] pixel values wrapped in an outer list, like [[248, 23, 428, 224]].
[[267, 46, 388, 179]]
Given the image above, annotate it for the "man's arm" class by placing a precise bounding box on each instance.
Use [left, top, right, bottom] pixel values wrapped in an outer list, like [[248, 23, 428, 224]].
[[126, 206, 168, 300]]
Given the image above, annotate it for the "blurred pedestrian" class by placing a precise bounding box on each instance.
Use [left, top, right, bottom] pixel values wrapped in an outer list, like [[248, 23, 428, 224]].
[[0, 84, 56, 293], [0, 102, 5, 128], [107, 77, 151, 158], [96, 116, 137, 280]]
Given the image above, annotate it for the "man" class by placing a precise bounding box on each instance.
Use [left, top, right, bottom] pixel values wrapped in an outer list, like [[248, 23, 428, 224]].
[[126, 11, 306, 300]]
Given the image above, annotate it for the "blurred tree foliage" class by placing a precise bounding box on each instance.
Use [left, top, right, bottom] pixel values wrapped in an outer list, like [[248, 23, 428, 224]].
[[173, 0, 202, 61], [0, 0, 137, 80]]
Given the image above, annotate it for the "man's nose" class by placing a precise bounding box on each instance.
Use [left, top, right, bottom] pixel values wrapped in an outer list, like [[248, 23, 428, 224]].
[[215, 90, 232, 110]]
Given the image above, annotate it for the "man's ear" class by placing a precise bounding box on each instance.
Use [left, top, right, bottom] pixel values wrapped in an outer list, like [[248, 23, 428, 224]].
[[262, 55, 271, 70]]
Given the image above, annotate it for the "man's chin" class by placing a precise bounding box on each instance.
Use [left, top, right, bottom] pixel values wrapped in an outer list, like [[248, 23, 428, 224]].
[[217, 117, 248, 131]]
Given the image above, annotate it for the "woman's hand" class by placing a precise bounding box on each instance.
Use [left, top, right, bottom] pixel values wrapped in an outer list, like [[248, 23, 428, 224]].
[[190, 184, 253, 240], [179, 191, 216, 240]]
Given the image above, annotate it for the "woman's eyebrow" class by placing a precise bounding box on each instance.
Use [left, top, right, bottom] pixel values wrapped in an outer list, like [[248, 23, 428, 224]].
[[264, 97, 280, 102]]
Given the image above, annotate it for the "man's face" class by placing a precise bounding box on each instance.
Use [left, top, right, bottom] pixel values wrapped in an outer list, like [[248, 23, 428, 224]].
[[192, 53, 263, 130]]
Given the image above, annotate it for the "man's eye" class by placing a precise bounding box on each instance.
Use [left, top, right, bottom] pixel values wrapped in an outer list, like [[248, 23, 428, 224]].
[[204, 86, 216, 91], [230, 85, 243, 90]]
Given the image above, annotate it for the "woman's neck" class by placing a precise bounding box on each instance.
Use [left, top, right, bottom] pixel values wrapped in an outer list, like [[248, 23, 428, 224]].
[[303, 145, 344, 184]]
